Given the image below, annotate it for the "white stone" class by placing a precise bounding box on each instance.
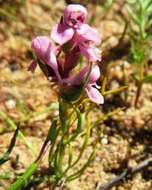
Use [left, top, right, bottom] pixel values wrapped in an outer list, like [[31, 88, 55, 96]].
[[5, 99, 16, 109]]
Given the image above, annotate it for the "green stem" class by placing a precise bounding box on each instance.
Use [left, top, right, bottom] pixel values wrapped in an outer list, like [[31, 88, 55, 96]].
[[7, 163, 38, 190], [70, 112, 90, 168], [8, 120, 53, 190], [0, 127, 19, 165], [48, 128, 60, 167]]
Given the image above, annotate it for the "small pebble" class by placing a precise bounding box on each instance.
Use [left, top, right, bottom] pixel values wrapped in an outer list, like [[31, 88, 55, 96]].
[[53, 110, 59, 116], [5, 99, 16, 109], [101, 138, 108, 145]]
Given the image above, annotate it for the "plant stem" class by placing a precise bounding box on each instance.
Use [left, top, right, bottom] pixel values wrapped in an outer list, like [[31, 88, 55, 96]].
[[134, 82, 142, 108], [70, 112, 90, 168], [7, 163, 38, 190]]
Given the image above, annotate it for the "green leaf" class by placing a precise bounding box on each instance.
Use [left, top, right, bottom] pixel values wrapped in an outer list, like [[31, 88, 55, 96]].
[[143, 0, 152, 10], [16, 99, 28, 115], [67, 149, 95, 181], [104, 0, 113, 8], [0, 111, 36, 156], [132, 74, 140, 82], [61, 85, 84, 102], [130, 45, 146, 64], [69, 108, 82, 142], [147, 4, 152, 14], [0, 127, 19, 165], [0, 173, 12, 180], [8, 163, 38, 190], [142, 75, 152, 83], [126, 5, 140, 25], [8, 119, 57, 190], [59, 98, 68, 132], [47, 120, 58, 144], [35, 120, 58, 163]]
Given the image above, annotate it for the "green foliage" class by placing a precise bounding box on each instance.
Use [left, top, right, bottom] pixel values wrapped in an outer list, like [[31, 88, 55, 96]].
[[8, 163, 38, 190], [130, 44, 146, 64], [125, 0, 152, 106], [126, 0, 152, 41], [126, 0, 152, 66], [104, 0, 113, 9], [8, 120, 58, 190], [0, 111, 36, 156], [69, 107, 82, 142], [142, 75, 152, 83], [0, 128, 19, 165], [48, 120, 58, 144]]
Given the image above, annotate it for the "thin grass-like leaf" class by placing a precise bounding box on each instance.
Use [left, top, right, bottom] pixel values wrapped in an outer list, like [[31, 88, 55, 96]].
[[8, 163, 38, 190], [0, 111, 36, 156], [142, 75, 152, 83], [67, 149, 95, 181], [69, 107, 82, 141], [8, 119, 56, 190], [0, 127, 19, 165]]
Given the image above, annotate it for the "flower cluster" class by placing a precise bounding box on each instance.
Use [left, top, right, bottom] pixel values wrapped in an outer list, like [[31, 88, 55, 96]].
[[29, 4, 104, 104]]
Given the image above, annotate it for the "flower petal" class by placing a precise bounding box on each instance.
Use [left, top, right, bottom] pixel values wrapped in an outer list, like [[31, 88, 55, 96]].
[[86, 85, 104, 104], [76, 24, 101, 45], [51, 23, 74, 45], [63, 47, 80, 75], [64, 64, 100, 85], [31, 36, 51, 60], [31, 36, 61, 81], [64, 4, 87, 28], [89, 64, 100, 83], [79, 44, 101, 61], [48, 51, 62, 81], [64, 65, 89, 85]]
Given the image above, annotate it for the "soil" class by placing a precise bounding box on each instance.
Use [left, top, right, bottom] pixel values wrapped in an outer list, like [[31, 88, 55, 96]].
[[0, 0, 152, 190]]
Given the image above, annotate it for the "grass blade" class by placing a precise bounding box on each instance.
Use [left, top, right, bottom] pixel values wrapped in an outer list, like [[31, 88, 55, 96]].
[[0, 111, 36, 156], [0, 127, 19, 165]]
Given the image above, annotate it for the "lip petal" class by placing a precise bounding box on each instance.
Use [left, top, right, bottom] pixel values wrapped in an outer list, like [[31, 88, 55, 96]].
[[76, 24, 101, 45], [64, 4, 87, 28], [86, 85, 104, 104], [51, 23, 74, 45]]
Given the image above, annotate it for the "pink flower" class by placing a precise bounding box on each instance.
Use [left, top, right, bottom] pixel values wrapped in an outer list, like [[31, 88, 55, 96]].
[[51, 21, 74, 45], [83, 65, 104, 104], [51, 23, 101, 61], [65, 65, 104, 104], [51, 8, 101, 61], [73, 24, 101, 45], [63, 46, 81, 75], [30, 4, 103, 105], [31, 36, 61, 81], [64, 4, 87, 28], [72, 24, 101, 61], [78, 43, 101, 61], [51, 4, 87, 45], [51, 4, 101, 43]]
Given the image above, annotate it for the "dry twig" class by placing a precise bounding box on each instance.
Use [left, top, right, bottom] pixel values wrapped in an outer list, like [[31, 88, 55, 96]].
[[99, 157, 152, 190]]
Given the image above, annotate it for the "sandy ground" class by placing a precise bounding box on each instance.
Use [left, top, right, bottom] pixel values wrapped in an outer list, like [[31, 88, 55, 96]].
[[0, 0, 152, 189]]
